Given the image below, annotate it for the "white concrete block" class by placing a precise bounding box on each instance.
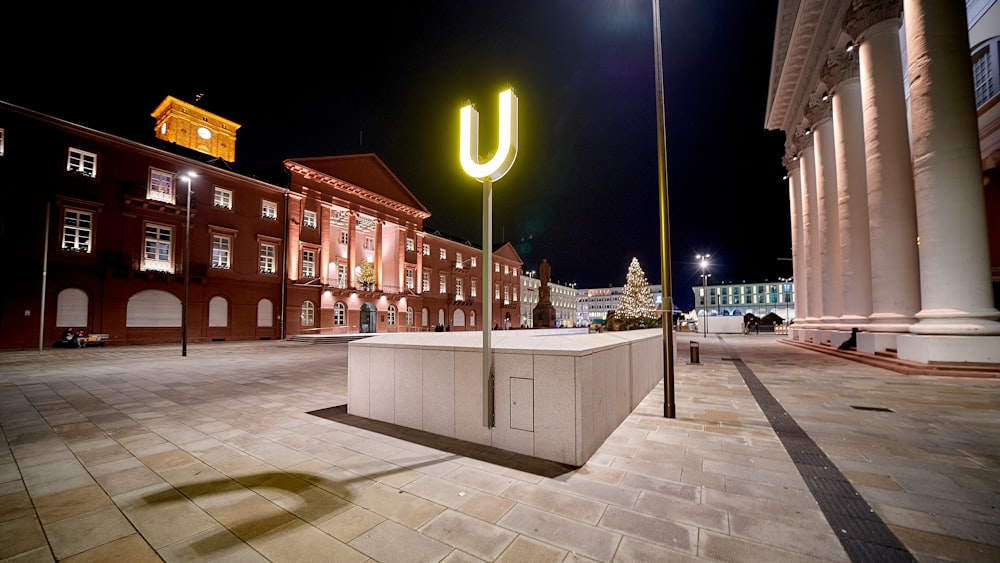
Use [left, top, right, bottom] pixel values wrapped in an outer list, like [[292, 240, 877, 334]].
[[347, 344, 371, 418], [394, 348, 423, 429], [533, 354, 576, 464], [857, 332, 898, 354], [896, 334, 1000, 363], [370, 347, 395, 423], [510, 378, 534, 431], [454, 350, 490, 445], [422, 349, 456, 438]]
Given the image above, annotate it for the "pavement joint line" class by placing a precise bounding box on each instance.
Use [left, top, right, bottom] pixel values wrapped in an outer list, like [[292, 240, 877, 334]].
[[719, 335, 918, 563]]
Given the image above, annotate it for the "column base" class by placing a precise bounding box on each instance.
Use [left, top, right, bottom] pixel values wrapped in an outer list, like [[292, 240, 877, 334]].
[[896, 334, 1000, 364], [857, 332, 900, 355], [910, 310, 1000, 336]]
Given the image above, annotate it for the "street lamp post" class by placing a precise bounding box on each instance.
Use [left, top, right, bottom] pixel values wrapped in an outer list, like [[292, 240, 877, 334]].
[[181, 172, 197, 357], [697, 254, 709, 338]]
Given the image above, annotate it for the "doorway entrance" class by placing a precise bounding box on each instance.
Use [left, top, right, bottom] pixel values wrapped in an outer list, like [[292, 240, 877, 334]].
[[360, 303, 376, 333]]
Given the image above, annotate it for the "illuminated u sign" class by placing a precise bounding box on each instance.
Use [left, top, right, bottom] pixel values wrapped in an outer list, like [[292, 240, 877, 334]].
[[460, 88, 518, 182]]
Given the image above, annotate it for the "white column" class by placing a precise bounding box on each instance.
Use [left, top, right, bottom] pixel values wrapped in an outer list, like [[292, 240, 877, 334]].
[[823, 51, 873, 326], [785, 154, 806, 327], [847, 2, 920, 332], [903, 0, 1000, 336], [797, 131, 822, 326], [808, 98, 844, 325]]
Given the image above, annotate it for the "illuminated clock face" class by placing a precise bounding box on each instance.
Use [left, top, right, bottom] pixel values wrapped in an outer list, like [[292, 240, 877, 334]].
[[197, 127, 212, 140]]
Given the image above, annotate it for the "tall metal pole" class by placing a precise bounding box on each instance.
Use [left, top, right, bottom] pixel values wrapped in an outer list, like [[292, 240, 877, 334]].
[[702, 270, 708, 338], [39, 202, 51, 354], [653, 0, 675, 418], [482, 177, 494, 428], [182, 176, 192, 357]]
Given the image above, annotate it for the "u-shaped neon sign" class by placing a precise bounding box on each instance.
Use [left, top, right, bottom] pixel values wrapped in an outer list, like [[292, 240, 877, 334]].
[[460, 88, 518, 182]]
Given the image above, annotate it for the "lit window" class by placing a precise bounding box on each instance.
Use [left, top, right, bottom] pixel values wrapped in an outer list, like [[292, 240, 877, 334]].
[[212, 235, 231, 269], [214, 187, 233, 209], [405, 268, 414, 290], [440, 248, 447, 260], [440, 274, 447, 293], [303, 210, 317, 228], [455, 278, 463, 300], [364, 237, 374, 250], [504, 265, 509, 275], [337, 264, 347, 289], [495, 263, 500, 273], [301, 301, 315, 327], [388, 305, 396, 326], [63, 209, 92, 252], [423, 243, 430, 256], [406, 307, 414, 326], [340, 231, 349, 244], [504, 285, 510, 305], [148, 169, 173, 203], [262, 200, 277, 220], [143, 224, 173, 272], [495, 283, 500, 299], [67, 148, 97, 178], [334, 302, 345, 325], [406, 238, 415, 251], [260, 243, 276, 273], [456, 252, 463, 268], [471, 257, 477, 268], [471, 280, 477, 298], [0, 128, 5, 156], [973, 41, 998, 108], [302, 250, 315, 278], [422, 270, 431, 292]]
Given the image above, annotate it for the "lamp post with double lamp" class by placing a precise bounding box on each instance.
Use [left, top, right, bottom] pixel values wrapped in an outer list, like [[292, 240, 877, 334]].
[[460, 88, 518, 428], [696, 254, 710, 338], [181, 172, 197, 357]]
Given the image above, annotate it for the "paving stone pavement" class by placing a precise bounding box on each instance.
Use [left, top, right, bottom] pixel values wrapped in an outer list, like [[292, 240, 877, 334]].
[[1, 334, 998, 562]]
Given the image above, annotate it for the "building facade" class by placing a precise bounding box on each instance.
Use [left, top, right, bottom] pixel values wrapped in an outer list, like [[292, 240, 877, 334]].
[[577, 285, 664, 326], [766, 0, 1000, 362], [692, 280, 796, 321], [519, 273, 578, 328], [0, 98, 522, 350]]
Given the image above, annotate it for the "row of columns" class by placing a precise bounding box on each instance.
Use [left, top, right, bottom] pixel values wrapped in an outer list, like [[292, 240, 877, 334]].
[[786, 0, 1000, 337]]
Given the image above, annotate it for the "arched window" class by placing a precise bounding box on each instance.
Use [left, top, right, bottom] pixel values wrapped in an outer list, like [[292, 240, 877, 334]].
[[387, 305, 396, 326], [301, 301, 315, 327], [56, 288, 88, 327], [334, 302, 345, 326], [127, 290, 181, 327], [422, 307, 429, 327], [453, 309, 466, 327], [470, 310, 476, 328], [208, 296, 228, 327], [257, 299, 273, 327], [438, 309, 445, 326], [406, 307, 414, 326]]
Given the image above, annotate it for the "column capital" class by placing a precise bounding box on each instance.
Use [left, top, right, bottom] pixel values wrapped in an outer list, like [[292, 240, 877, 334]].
[[783, 154, 800, 172], [844, 0, 902, 40], [821, 51, 860, 90], [793, 129, 813, 152], [806, 96, 833, 127]]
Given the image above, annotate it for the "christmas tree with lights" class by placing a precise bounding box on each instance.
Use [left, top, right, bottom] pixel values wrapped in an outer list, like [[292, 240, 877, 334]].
[[359, 261, 375, 290], [616, 257, 657, 329]]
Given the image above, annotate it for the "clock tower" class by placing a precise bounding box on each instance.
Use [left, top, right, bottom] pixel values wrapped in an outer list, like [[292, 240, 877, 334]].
[[151, 96, 240, 162]]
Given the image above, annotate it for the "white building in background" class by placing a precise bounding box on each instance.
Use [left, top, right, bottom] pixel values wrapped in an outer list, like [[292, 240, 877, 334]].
[[519, 274, 579, 328], [577, 285, 664, 326], [693, 279, 796, 322]]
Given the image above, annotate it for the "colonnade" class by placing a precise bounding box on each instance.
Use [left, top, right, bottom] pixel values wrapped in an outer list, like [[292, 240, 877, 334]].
[[775, 0, 999, 363]]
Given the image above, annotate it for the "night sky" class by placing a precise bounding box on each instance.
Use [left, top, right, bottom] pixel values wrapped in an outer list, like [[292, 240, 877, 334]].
[[3, 1, 788, 312]]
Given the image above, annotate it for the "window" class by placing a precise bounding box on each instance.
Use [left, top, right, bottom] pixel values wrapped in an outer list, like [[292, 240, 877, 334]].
[[302, 250, 315, 278], [455, 278, 463, 300], [338, 263, 347, 289], [495, 283, 500, 299], [143, 224, 172, 272], [439, 248, 447, 260], [504, 285, 510, 305], [257, 299, 274, 327], [406, 307, 414, 326], [440, 274, 447, 293], [471, 280, 477, 298], [303, 210, 317, 228], [0, 128, 5, 156], [423, 243, 430, 256], [209, 296, 228, 327], [301, 301, 315, 327], [340, 231, 349, 244], [471, 257, 476, 268], [405, 268, 414, 290], [495, 263, 500, 273], [364, 237, 374, 251], [67, 148, 97, 178], [212, 235, 231, 269], [148, 168, 173, 203], [260, 243, 276, 273], [504, 265, 509, 275], [973, 40, 998, 108], [214, 187, 233, 209], [388, 306, 396, 326], [62, 209, 92, 252], [422, 270, 431, 292], [334, 302, 345, 326], [406, 238, 415, 251], [262, 200, 277, 220]]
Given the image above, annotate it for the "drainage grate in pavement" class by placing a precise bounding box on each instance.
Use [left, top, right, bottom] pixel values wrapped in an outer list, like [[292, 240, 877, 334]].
[[721, 340, 916, 563], [851, 405, 893, 412]]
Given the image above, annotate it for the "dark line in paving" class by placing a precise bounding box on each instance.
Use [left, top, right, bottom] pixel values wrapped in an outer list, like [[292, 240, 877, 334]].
[[720, 338, 916, 563]]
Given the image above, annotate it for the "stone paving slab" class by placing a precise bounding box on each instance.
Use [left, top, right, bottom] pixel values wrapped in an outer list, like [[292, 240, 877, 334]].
[[1, 336, 999, 561]]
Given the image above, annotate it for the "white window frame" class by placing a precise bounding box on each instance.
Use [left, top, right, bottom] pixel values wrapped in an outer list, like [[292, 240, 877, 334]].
[[340, 231, 349, 245], [301, 301, 315, 327], [302, 249, 315, 278], [260, 243, 276, 274], [405, 268, 414, 290], [148, 168, 173, 203], [439, 248, 447, 260], [471, 257, 477, 268], [143, 223, 173, 273], [455, 278, 463, 300], [406, 238, 415, 252], [67, 147, 97, 178], [439, 274, 447, 294], [213, 187, 233, 209], [471, 280, 477, 298], [212, 235, 232, 269], [388, 305, 396, 326], [62, 209, 93, 253], [423, 243, 431, 256], [262, 200, 278, 220], [406, 307, 414, 326], [364, 236, 375, 250], [422, 270, 431, 292], [334, 302, 346, 326], [337, 263, 348, 289], [456, 252, 463, 269], [303, 209, 317, 228]]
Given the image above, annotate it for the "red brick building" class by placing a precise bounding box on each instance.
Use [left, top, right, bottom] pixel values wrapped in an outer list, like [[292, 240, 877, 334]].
[[0, 98, 521, 349]]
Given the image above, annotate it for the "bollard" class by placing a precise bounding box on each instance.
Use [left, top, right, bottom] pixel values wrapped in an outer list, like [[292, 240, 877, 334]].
[[690, 341, 700, 364]]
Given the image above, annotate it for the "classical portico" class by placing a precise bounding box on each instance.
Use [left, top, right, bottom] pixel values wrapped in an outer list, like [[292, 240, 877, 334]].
[[765, 0, 1000, 364]]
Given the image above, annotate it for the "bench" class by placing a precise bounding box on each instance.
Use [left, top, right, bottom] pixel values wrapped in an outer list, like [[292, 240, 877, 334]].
[[86, 334, 109, 346]]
